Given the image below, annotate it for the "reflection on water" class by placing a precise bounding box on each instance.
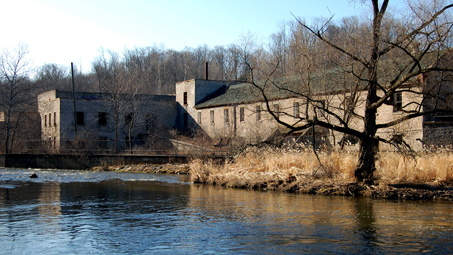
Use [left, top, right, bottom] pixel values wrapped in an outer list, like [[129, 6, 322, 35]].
[[0, 169, 452, 254]]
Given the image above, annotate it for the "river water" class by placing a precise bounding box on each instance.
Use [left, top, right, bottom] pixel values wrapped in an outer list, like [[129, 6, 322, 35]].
[[0, 168, 451, 254]]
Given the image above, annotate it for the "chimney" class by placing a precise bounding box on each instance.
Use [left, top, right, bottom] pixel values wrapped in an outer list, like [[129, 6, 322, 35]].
[[205, 62, 209, 80]]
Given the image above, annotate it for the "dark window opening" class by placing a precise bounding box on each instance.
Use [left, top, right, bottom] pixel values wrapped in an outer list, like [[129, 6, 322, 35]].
[[210, 110, 214, 124], [224, 109, 229, 123], [76, 112, 84, 126], [183, 92, 188, 105], [183, 112, 188, 127], [125, 113, 135, 126], [240, 107, 245, 122], [98, 112, 107, 126], [393, 92, 402, 112], [256, 105, 261, 121], [293, 102, 300, 118]]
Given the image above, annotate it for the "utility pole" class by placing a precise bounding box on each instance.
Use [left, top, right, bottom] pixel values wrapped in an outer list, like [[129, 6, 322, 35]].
[[71, 63, 77, 135]]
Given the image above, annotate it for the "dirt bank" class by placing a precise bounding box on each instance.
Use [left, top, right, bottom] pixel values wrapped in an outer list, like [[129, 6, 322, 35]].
[[91, 163, 190, 175]]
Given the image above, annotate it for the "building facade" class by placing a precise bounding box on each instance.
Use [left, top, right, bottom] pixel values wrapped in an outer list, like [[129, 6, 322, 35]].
[[176, 80, 453, 150], [38, 74, 453, 153], [38, 90, 176, 152]]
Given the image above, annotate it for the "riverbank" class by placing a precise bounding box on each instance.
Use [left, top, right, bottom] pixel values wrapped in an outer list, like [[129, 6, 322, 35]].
[[188, 147, 453, 201], [92, 147, 453, 201]]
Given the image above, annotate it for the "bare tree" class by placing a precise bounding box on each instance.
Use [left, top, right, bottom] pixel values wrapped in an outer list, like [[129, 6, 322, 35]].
[[0, 44, 36, 154], [248, 0, 453, 183], [35, 63, 71, 92]]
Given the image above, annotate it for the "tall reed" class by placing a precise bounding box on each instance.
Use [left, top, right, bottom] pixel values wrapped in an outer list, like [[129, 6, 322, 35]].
[[189, 147, 452, 189]]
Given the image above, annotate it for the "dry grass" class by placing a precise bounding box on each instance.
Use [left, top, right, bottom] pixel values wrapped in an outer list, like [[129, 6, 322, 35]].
[[376, 150, 453, 183], [189, 146, 453, 192]]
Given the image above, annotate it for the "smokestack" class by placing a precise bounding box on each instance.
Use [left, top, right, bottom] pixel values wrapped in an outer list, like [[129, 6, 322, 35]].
[[205, 62, 209, 80]]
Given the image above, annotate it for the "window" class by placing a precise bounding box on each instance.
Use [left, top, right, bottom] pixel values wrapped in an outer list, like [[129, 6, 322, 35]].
[[76, 112, 84, 126], [273, 104, 280, 119], [49, 113, 52, 127], [183, 113, 188, 127], [256, 105, 261, 121], [393, 92, 402, 112], [125, 113, 135, 126], [197, 112, 201, 124], [210, 110, 215, 125], [293, 102, 300, 118], [224, 108, 229, 123], [316, 100, 326, 117], [98, 112, 107, 126], [54, 112, 57, 126], [240, 107, 245, 122], [183, 92, 188, 105], [44, 115, 47, 127]]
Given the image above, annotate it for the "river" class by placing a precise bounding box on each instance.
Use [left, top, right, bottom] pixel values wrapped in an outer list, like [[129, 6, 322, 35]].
[[0, 168, 451, 254]]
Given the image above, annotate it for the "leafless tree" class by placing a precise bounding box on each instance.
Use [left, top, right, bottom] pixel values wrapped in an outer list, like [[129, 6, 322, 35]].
[[0, 44, 36, 154], [248, 0, 453, 183]]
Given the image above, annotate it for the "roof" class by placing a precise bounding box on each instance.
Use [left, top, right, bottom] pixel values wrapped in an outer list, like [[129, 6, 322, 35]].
[[194, 68, 358, 109], [41, 90, 175, 102], [195, 50, 451, 109]]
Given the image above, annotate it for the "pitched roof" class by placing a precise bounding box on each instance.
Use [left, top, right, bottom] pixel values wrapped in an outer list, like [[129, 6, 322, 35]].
[[194, 49, 451, 109]]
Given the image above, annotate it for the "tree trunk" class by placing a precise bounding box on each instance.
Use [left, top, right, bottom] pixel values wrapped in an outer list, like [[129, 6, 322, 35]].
[[354, 0, 388, 183], [355, 136, 379, 182]]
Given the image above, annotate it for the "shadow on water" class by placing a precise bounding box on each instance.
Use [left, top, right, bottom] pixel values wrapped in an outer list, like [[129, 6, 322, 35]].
[[0, 169, 452, 254]]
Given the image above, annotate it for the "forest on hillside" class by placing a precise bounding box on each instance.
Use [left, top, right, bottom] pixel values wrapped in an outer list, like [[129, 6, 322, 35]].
[[1, 0, 452, 160]]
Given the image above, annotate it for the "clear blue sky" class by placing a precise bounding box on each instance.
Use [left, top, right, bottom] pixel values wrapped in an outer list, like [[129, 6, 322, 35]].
[[1, 0, 403, 72]]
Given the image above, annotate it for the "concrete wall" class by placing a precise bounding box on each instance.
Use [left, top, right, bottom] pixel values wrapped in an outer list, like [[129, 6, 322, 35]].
[[38, 90, 177, 152]]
